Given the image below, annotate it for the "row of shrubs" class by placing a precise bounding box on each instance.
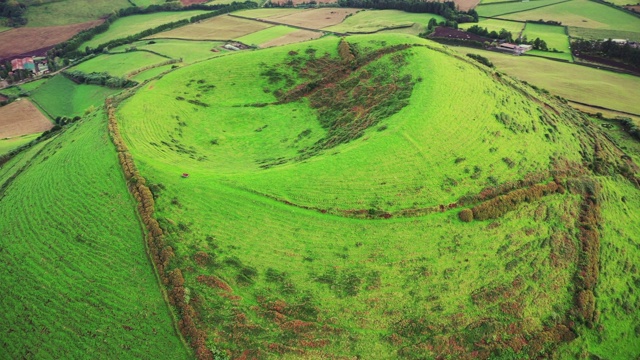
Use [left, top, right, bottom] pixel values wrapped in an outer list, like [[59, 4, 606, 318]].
[[64, 70, 137, 88], [458, 181, 561, 222], [106, 99, 213, 359]]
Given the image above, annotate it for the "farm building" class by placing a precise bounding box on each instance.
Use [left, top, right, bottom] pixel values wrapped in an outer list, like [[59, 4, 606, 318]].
[[11, 57, 35, 72], [496, 43, 532, 55]]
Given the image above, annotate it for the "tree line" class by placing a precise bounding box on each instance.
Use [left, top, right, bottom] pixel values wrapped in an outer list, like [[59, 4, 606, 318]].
[[63, 70, 137, 88], [49, 1, 257, 59], [337, 0, 478, 23], [0, 0, 26, 26], [572, 38, 640, 69]]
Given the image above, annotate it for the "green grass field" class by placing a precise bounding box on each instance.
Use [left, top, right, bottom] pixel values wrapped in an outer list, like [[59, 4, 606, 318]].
[[454, 47, 640, 115], [72, 51, 169, 77], [501, 0, 640, 35], [522, 22, 572, 60], [25, 0, 131, 27], [131, 63, 177, 82], [0, 133, 40, 156], [459, 18, 526, 35], [111, 33, 640, 358], [235, 25, 298, 46], [30, 75, 119, 118], [81, 11, 209, 49], [0, 111, 189, 359], [18, 78, 48, 93], [476, 0, 569, 18], [569, 27, 640, 42], [234, 8, 306, 18], [129, 39, 228, 63], [324, 10, 445, 33], [526, 49, 572, 61]]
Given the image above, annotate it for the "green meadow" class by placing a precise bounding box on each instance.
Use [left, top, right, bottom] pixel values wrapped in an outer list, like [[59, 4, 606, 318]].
[[0, 133, 40, 156], [112, 33, 640, 357], [81, 11, 209, 49], [0, 111, 189, 359], [128, 39, 229, 63], [30, 75, 119, 118], [131, 64, 176, 82], [235, 25, 298, 46], [72, 51, 169, 77], [325, 10, 445, 33], [454, 47, 640, 115], [501, 0, 640, 39], [522, 23, 572, 61], [475, 0, 569, 18], [25, 0, 131, 27]]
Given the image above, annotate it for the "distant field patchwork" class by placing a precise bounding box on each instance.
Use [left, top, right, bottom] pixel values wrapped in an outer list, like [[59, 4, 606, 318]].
[[128, 39, 228, 63], [325, 9, 445, 33], [147, 15, 271, 40], [261, 29, 323, 47], [259, 8, 360, 29], [25, 0, 131, 27], [459, 18, 525, 35], [0, 100, 52, 138], [476, 0, 569, 18], [235, 25, 299, 46], [81, 10, 209, 49]]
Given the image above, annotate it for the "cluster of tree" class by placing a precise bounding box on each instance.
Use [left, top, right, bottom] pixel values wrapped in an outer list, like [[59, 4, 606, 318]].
[[49, 1, 257, 58], [0, 0, 26, 26], [418, 17, 439, 36], [337, 0, 478, 23], [572, 38, 640, 69], [54, 115, 82, 126], [518, 35, 549, 51], [528, 19, 562, 26], [466, 53, 494, 68], [619, 117, 640, 141], [63, 70, 137, 88], [465, 25, 514, 42]]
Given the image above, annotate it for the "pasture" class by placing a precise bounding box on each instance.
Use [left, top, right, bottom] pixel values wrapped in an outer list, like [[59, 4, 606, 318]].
[[459, 18, 525, 34], [260, 29, 323, 47], [72, 51, 169, 77], [24, 0, 131, 27], [233, 8, 305, 18], [454, 47, 640, 115], [114, 34, 633, 358], [324, 9, 445, 33], [0, 111, 189, 359], [0, 100, 52, 138], [261, 8, 360, 29], [235, 25, 299, 46], [475, 0, 569, 18], [131, 64, 177, 82], [522, 22, 572, 60], [501, 0, 640, 33], [146, 15, 271, 40], [30, 74, 119, 118], [114, 39, 227, 63], [81, 11, 209, 49], [569, 27, 640, 42], [0, 133, 40, 156], [0, 21, 101, 59]]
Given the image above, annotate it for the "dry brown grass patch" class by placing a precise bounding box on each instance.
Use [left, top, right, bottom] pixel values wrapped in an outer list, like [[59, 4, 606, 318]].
[[0, 100, 52, 138]]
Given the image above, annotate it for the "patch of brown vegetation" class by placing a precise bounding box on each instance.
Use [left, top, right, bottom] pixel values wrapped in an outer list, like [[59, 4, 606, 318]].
[[197, 275, 233, 292], [0, 99, 52, 138], [0, 20, 102, 60], [261, 29, 322, 47], [266, 8, 359, 29]]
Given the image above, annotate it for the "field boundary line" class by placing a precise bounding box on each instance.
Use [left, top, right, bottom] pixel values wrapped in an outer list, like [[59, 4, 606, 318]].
[[228, 13, 344, 35], [479, 0, 571, 18], [568, 100, 640, 118]]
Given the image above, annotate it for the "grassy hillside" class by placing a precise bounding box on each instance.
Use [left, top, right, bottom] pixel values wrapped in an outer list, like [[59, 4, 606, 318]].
[[30, 75, 119, 118], [115, 34, 640, 358], [0, 111, 189, 359]]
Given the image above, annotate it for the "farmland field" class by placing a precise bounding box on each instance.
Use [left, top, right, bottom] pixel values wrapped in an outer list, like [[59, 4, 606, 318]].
[[522, 23, 572, 61], [18, 78, 48, 92], [525, 49, 573, 61], [454, 47, 640, 115], [0, 133, 40, 156], [146, 15, 271, 40], [324, 9, 445, 33], [113, 33, 640, 358], [131, 64, 177, 82], [81, 11, 209, 49], [24, 0, 131, 27], [260, 29, 323, 47], [234, 8, 306, 18], [569, 27, 640, 42], [235, 25, 299, 46], [30, 75, 119, 118], [500, 0, 640, 33], [72, 52, 169, 77], [258, 8, 360, 29], [0, 100, 52, 138], [0, 111, 189, 359], [475, 0, 570, 17], [459, 18, 525, 34], [113, 39, 228, 63], [0, 21, 101, 59]]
